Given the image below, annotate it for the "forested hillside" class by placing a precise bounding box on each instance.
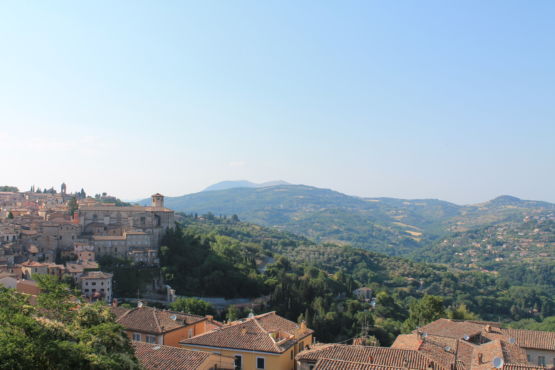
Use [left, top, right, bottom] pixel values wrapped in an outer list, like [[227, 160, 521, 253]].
[[141, 184, 555, 258], [150, 214, 555, 343]]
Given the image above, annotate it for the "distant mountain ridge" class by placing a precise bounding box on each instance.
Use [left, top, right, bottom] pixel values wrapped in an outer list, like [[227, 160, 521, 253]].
[[202, 180, 290, 192], [139, 184, 555, 256]]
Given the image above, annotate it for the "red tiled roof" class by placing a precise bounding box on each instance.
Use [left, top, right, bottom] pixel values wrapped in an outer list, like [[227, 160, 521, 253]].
[[181, 311, 313, 354], [501, 328, 555, 351], [112, 306, 205, 335], [296, 344, 439, 369], [132, 342, 212, 370], [314, 358, 406, 370]]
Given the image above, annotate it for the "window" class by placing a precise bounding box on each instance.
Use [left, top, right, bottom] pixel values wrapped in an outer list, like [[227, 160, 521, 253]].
[[132, 333, 141, 341], [291, 350, 293, 359], [538, 356, 545, 366], [146, 335, 157, 344], [256, 357, 265, 369], [234, 355, 242, 369], [188, 328, 194, 338], [527, 355, 531, 362]]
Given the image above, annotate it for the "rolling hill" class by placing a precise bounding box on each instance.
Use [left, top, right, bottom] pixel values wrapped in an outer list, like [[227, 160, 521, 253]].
[[140, 184, 555, 256]]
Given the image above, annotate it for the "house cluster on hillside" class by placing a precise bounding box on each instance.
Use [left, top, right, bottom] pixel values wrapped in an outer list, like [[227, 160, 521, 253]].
[[0, 184, 174, 303], [110, 302, 555, 370]]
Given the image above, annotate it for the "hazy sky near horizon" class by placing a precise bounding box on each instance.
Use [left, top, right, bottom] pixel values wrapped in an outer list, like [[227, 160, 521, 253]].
[[1, 1, 554, 204]]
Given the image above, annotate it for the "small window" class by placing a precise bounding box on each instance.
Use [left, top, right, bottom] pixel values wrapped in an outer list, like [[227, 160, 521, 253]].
[[291, 350, 293, 359], [188, 328, 194, 338], [146, 335, 157, 344], [132, 333, 141, 341], [234, 355, 242, 369], [527, 355, 531, 362], [538, 356, 545, 366], [256, 357, 265, 369]]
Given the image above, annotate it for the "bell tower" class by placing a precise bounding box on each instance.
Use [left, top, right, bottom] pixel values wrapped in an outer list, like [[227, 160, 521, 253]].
[[61, 182, 67, 195], [151, 193, 164, 208]]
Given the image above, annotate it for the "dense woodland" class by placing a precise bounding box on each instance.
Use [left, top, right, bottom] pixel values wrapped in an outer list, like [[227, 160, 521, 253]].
[[123, 214, 555, 344]]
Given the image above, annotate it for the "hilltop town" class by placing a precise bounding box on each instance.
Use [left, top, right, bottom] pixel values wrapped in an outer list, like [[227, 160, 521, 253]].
[[1, 183, 555, 370], [0, 184, 174, 303]]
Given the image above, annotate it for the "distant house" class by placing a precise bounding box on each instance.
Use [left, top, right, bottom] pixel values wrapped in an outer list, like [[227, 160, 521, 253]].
[[112, 304, 222, 347], [353, 287, 373, 300], [180, 311, 314, 370], [80, 271, 113, 303], [132, 341, 234, 370]]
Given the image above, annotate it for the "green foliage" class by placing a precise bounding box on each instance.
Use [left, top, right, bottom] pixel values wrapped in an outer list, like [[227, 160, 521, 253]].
[[7, 211, 13, 219], [98, 256, 158, 297], [159, 227, 265, 298], [446, 304, 478, 320], [403, 295, 445, 332], [507, 316, 555, 331], [0, 282, 140, 369], [68, 196, 78, 216], [169, 297, 215, 316], [0, 185, 18, 192]]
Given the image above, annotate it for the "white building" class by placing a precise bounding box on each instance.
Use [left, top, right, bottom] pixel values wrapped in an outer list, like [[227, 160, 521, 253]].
[[81, 271, 113, 303]]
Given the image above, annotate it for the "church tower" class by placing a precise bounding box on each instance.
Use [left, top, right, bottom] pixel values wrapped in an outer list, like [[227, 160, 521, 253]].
[[61, 182, 67, 195], [151, 193, 164, 208]]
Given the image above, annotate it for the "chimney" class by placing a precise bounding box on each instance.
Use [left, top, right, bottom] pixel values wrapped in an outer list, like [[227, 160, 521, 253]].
[[300, 321, 307, 331], [205, 315, 214, 321], [112, 298, 118, 307], [485, 325, 491, 333]]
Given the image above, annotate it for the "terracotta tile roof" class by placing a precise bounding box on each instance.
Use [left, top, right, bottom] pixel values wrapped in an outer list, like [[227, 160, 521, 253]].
[[418, 319, 484, 339], [504, 364, 552, 370], [313, 358, 405, 370], [81, 271, 112, 280], [112, 306, 205, 335], [181, 311, 313, 354], [21, 260, 47, 267], [132, 342, 212, 370], [296, 344, 438, 369], [501, 328, 555, 351]]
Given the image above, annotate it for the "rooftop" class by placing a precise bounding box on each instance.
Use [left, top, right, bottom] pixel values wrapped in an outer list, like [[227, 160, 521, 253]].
[[181, 311, 313, 354], [132, 342, 213, 370], [112, 305, 207, 335]]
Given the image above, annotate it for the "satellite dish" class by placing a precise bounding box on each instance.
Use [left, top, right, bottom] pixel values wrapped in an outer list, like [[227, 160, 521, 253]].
[[463, 335, 470, 341], [444, 346, 451, 352], [153, 345, 161, 350], [248, 312, 254, 319], [170, 314, 177, 321], [492, 357, 504, 369], [509, 338, 516, 344], [137, 301, 143, 308]]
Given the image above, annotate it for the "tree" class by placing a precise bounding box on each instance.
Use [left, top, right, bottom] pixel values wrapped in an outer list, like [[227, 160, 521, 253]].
[[68, 197, 78, 217], [170, 297, 215, 316], [446, 304, 478, 320], [403, 295, 445, 332], [0, 282, 140, 369], [226, 305, 239, 322], [7, 212, 13, 219]]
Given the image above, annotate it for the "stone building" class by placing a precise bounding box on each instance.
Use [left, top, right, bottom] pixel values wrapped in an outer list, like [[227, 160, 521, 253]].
[[78, 193, 174, 249], [81, 271, 113, 303]]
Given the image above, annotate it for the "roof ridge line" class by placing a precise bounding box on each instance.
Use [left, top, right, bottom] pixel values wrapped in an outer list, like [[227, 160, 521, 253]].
[[152, 308, 162, 332]]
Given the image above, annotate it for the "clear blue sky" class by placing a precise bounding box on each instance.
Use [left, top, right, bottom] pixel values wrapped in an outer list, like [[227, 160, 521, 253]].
[[1, 1, 553, 204]]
